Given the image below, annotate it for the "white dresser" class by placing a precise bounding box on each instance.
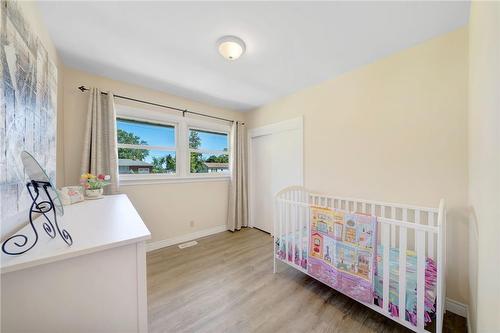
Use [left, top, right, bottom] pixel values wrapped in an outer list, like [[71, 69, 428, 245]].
[[1, 194, 151, 333]]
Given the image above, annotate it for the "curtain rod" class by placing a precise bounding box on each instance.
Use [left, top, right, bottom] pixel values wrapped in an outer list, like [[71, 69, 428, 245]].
[[77, 85, 243, 124]]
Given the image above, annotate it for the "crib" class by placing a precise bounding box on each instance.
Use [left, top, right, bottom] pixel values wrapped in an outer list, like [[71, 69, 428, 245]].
[[273, 186, 446, 333]]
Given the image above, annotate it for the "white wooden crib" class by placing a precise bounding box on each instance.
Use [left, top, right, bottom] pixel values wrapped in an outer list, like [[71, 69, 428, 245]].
[[273, 186, 446, 333]]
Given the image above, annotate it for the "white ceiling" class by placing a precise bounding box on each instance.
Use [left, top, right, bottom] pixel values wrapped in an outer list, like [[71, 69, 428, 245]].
[[38, 1, 469, 111]]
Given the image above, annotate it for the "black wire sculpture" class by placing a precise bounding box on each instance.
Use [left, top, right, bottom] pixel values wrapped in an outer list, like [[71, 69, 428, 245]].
[[1, 180, 73, 255]]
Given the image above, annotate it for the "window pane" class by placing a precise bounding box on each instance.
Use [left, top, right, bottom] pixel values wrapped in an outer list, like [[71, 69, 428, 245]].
[[189, 129, 228, 151], [190, 152, 229, 174], [117, 118, 175, 147], [118, 148, 176, 174]]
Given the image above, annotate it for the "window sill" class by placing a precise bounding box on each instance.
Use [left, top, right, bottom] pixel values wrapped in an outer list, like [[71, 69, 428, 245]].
[[119, 174, 231, 186]]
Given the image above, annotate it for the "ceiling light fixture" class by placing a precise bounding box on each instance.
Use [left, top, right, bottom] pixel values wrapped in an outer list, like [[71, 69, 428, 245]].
[[217, 36, 246, 61]]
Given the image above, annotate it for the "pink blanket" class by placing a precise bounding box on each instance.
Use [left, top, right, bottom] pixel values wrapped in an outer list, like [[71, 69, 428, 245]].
[[307, 207, 377, 303]]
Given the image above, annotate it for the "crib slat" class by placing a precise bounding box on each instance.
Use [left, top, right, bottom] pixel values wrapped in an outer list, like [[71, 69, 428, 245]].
[[292, 202, 296, 266], [273, 199, 277, 273], [294, 195, 298, 260], [279, 200, 283, 258], [398, 226, 407, 322], [428, 212, 435, 259], [390, 206, 396, 248], [436, 208, 445, 333], [284, 200, 288, 262], [416, 229, 426, 330], [382, 223, 390, 313], [299, 204, 303, 266], [273, 199, 277, 238]]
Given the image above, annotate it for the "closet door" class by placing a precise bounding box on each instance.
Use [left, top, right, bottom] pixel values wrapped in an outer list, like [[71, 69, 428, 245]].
[[251, 134, 274, 233], [249, 118, 303, 234]]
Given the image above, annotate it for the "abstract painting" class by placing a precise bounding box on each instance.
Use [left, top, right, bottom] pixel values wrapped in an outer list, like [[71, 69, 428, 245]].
[[1, 0, 57, 237]]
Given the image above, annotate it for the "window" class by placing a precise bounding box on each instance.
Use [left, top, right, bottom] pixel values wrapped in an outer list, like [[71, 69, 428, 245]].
[[115, 106, 232, 184], [189, 129, 229, 174], [117, 118, 176, 175]]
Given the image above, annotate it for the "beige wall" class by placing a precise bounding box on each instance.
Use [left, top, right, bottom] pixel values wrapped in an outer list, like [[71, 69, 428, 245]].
[[468, 2, 500, 332], [61, 67, 244, 242], [247, 28, 469, 303]]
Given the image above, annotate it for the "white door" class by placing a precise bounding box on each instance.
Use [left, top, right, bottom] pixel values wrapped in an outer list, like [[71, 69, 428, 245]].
[[249, 118, 303, 234]]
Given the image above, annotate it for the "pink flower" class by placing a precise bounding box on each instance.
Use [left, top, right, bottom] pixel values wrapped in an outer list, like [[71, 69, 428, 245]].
[[84, 184, 90, 189], [97, 174, 105, 180]]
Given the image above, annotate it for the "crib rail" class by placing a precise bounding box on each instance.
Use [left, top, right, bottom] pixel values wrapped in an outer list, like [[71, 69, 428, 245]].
[[274, 186, 446, 333]]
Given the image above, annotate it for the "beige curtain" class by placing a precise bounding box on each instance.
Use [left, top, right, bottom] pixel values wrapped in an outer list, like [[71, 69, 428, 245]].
[[227, 121, 248, 231], [80, 88, 119, 194]]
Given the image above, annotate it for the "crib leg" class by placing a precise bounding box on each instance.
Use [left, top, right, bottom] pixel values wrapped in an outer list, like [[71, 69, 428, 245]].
[[273, 233, 277, 273], [273, 242, 277, 273]]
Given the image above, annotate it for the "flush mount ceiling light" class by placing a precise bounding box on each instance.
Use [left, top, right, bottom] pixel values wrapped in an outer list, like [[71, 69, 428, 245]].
[[217, 36, 246, 61]]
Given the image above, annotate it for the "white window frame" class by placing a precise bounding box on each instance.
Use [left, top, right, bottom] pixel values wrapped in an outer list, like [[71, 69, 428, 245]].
[[117, 116, 177, 176], [187, 126, 230, 177], [116, 104, 232, 185]]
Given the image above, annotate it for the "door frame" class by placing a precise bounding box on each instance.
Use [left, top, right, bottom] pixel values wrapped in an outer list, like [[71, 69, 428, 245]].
[[247, 116, 304, 231]]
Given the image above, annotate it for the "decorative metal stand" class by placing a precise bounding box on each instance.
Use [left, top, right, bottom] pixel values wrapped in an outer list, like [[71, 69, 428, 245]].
[[2, 180, 73, 255]]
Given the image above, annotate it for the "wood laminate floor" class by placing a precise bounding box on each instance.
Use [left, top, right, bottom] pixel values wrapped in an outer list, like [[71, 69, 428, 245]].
[[147, 228, 466, 333]]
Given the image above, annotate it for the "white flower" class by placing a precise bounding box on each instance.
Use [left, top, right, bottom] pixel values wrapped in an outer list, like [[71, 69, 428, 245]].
[[104, 175, 111, 181]]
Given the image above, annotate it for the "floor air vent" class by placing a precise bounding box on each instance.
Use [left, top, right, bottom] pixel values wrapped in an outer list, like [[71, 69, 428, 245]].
[[178, 241, 198, 249]]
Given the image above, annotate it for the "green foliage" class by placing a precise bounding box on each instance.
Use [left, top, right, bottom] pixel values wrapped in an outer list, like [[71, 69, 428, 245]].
[[190, 152, 207, 173], [205, 154, 229, 163], [151, 154, 176, 174], [189, 131, 206, 173], [189, 130, 201, 149], [117, 129, 149, 161], [165, 154, 176, 171]]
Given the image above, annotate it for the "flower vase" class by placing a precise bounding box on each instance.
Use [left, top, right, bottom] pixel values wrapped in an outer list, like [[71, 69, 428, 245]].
[[85, 188, 103, 199]]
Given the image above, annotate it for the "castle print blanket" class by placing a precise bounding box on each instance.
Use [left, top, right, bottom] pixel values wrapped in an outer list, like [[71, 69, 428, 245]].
[[307, 206, 377, 303]]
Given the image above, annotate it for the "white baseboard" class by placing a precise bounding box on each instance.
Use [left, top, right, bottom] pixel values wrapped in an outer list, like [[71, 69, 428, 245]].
[[446, 297, 468, 318], [146, 224, 227, 252], [446, 298, 471, 332], [466, 305, 472, 333]]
